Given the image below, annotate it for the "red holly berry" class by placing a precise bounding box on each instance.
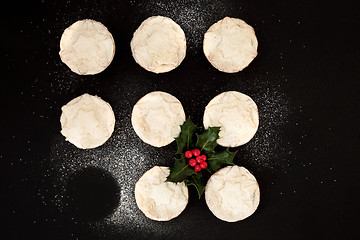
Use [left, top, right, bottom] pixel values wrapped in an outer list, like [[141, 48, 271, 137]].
[[192, 149, 200, 156], [201, 155, 207, 161], [200, 161, 208, 169], [194, 165, 201, 172], [185, 151, 193, 158], [189, 159, 197, 167], [196, 155, 203, 163]]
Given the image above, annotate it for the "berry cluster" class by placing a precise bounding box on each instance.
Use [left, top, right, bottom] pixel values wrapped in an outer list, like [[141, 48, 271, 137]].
[[185, 149, 208, 172]]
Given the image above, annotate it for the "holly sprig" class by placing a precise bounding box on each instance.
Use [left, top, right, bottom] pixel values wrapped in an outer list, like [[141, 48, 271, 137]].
[[167, 117, 237, 198]]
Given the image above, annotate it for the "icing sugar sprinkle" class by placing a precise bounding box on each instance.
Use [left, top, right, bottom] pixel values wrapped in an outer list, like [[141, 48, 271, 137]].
[[39, 0, 292, 238], [45, 112, 183, 238], [141, 0, 228, 55]]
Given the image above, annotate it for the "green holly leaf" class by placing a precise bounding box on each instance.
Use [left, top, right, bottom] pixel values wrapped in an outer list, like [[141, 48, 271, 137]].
[[167, 155, 196, 183], [207, 148, 236, 172], [195, 127, 220, 156], [185, 172, 206, 199], [168, 120, 238, 201], [175, 117, 198, 155]]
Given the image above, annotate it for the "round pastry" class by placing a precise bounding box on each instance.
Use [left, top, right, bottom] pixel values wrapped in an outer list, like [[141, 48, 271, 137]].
[[60, 93, 115, 149], [131, 91, 186, 147], [205, 165, 260, 222], [203, 91, 259, 147], [59, 19, 115, 75], [130, 16, 186, 73], [203, 17, 258, 73], [135, 166, 189, 221]]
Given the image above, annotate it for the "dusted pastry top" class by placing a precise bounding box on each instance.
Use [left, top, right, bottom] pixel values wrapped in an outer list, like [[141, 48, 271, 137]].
[[205, 165, 260, 222], [59, 19, 115, 75], [60, 93, 115, 149], [135, 166, 189, 221], [203, 17, 258, 73], [132, 91, 186, 147], [203, 91, 259, 147], [131, 16, 186, 73]]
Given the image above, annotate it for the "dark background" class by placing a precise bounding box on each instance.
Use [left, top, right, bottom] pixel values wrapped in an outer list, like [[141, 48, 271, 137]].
[[1, 0, 359, 239]]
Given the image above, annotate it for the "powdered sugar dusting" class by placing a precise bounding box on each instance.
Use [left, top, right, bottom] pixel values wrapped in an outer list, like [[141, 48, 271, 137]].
[[38, 0, 292, 237], [141, 0, 228, 56], [44, 106, 183, 237], [242, 87, 291, 172], [218, 73, 292, 172], [42, 71, 291, 237]]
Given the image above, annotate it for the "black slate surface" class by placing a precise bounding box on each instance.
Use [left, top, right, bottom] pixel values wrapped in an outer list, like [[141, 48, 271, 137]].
[[2, 0, 360, 239]]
